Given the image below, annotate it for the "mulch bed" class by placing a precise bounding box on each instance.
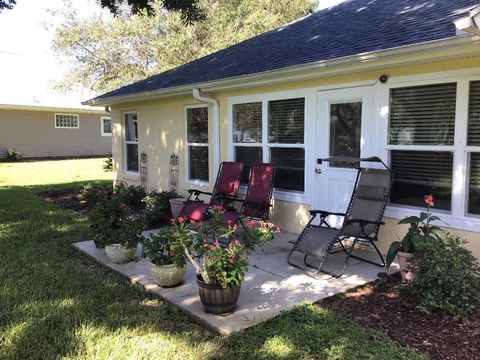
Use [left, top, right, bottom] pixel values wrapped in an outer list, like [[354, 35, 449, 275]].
[[37, 188, 94, 217], [321, 273, 480, 360]]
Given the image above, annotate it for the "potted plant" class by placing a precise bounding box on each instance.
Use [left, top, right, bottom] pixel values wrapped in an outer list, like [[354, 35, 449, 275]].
[[142, 227, 187, 287], [91, 195, 144, 263], [386, 194, 443, 281], [175, 208, 278, 314]]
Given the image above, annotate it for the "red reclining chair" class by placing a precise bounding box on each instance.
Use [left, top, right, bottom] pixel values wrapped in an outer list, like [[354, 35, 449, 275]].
[[223, 162, 275, 228], [179, 161, 244, 222]]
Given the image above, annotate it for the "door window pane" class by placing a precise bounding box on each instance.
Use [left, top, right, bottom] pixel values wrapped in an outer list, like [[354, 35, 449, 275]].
[[268, 98, 304, 144], [468, 81, 480, 146], [235, 147, 262, 185], [329, 102, 362, 166], [389, 83, 456, 145], [233, 102, 262, 143], [390, 150, 453, 211], [469, 153, 480, 215], [125, 113, 138, 142], [271, 148, 304, 192], [189, 146, 209, 182], [187, 107, 208, 143]]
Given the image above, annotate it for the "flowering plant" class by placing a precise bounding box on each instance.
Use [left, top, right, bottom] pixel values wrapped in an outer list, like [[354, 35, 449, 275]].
[[142, 226, 186, 267], [386, 194, 443, 268], [176, 207, 278, 289]]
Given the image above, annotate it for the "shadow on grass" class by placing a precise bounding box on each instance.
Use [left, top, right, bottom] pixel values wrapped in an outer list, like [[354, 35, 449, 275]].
[[0, 183, 423, 360]]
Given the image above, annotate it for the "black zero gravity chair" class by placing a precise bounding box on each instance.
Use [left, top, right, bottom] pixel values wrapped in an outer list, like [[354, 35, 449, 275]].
[[287, 156, 393, 278]]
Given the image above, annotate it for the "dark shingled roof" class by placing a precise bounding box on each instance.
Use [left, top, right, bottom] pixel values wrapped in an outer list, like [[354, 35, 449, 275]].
[[92, 0, 479, 101]]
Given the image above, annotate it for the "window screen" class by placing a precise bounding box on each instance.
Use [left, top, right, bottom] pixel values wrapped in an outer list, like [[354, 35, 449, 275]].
[[233, 102, 262, 143], [186, 106, 209, 181], [268, 98, 304, 144], [468, 81, 480, 146], [271, 148, 305, 192]]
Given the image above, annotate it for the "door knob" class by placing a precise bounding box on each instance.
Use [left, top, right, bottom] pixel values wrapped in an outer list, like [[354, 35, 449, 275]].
[[315, 168, 322, 174]]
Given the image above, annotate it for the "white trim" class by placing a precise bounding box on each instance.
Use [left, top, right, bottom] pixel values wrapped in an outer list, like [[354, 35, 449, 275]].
[[100, 116, 112, 136], [185, 104, 209, 183], [54, 113, 79, 129], [0, 103, 105, 114]]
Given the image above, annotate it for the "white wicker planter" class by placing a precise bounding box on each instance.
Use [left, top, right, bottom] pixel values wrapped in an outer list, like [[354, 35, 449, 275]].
[[150, 263, 186, 287], [105, 243, 137, 264]]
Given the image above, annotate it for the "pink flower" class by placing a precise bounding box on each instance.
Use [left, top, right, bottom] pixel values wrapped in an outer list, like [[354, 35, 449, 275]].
[[177, 216, 185, 223], [424, 194, 434, 207], [229, 257, 235, 264], [246, 220, 255, 230]]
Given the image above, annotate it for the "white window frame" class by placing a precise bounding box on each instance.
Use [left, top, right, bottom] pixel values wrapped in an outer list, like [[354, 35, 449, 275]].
[[228, 89, 314, 203], [54, 113, 79, 129], [375, 68, 480, 232], [101, 116, 112, 136], [123, 111, 139, 175], [185, 104, 209, 186]]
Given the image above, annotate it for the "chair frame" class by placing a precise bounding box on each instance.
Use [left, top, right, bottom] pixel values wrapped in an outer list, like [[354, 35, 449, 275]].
[[287, 156, 393, 278]]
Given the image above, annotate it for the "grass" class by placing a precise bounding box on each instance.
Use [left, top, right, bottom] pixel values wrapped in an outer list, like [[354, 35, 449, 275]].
[[0, 159, 424, 359]]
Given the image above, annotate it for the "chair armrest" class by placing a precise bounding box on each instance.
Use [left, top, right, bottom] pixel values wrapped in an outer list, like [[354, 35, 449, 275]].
[[345, 219, 385, 226], [309, 210, 346, 217], [188, 189, 212, 196]]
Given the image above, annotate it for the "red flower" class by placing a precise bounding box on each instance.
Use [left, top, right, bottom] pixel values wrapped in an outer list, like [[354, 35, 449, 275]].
[[424, 194, 434, 207], [168, 251, 175, 257], [229, 257, 235, 264], [177, 216, 185, 223], [246, 220, 255, 230]]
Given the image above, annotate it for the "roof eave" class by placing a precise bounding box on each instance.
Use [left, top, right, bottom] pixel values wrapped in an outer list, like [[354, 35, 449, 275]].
[[83, 34, 480, 107], [0, 103, 106, 114]]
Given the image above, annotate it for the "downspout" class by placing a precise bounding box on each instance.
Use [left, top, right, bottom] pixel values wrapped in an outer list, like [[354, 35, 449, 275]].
[[192, 88, 220, 175]]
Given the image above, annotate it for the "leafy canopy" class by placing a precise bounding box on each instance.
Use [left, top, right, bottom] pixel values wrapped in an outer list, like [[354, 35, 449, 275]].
[[52, 0, 318, 93]]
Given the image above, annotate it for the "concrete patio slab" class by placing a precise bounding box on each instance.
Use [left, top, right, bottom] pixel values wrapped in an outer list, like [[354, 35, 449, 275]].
[[73, 231, 398, 336]]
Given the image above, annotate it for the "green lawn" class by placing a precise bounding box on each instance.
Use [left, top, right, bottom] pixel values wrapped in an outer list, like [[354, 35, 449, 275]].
[[0, 159, 424, 359]]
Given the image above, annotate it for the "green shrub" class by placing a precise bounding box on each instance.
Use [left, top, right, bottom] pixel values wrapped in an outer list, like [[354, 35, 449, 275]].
[[114, 182, 147, 208], [5, 147, 21, 162], [103, 157, 113, 172], [142, 190, 179, 227], [81, 183, 112, 204], [142, 227, 186, 267], [407, 234, 480, 316]]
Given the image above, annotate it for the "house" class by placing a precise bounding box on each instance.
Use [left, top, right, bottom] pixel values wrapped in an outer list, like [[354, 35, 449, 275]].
[[0, 102, 112, 159], [84, 0, 480, 258]]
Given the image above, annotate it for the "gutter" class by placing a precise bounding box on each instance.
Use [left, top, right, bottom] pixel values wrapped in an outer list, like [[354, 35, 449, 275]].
[[454, 5, 480, 35], [0, 103, 106, 114], [192, 89, 220, 174], [83, 34, 480, 107]]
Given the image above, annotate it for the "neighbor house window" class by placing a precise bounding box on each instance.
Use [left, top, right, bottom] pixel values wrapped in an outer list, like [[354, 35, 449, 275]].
[[186, 106, 209, 182], [124, 112, 139, 173], [388, 83, 457, 211], [467, 81, 480, 215], [55, 113, 79, 128], [101, 116, 112, 136], [232, 97, 305, 192]]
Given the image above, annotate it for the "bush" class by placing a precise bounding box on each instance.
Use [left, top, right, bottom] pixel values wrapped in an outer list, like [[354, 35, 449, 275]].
[[114, 182, 147, 208], [103, 157, 113, 172], [81, 183, 112, 204], [142, 190, 179, 227], [407, 234, 480, 316], [5, 147, 21, 162]]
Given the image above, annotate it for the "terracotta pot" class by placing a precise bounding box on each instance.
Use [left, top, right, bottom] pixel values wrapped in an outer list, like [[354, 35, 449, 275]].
[[196, 275, 241, 314], [397, 251, 415, 282], [150, 263, 186, 287], [170, 198, 185, 218], [105, 243, 137, 264]]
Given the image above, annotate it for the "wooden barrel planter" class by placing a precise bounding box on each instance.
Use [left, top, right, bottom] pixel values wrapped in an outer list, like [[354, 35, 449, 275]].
[[196, 275, 241, 314]]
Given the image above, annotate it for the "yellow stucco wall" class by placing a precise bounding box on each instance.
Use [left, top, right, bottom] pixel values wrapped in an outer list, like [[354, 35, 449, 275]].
[[111, 56, 480, 258]]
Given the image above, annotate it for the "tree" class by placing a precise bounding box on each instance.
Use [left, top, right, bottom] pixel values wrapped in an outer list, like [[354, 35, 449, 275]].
[[0, 0, 15, 11], [53, 0, 318, 94]]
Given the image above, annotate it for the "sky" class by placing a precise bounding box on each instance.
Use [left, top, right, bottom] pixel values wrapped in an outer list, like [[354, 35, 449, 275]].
[[0, 0, 347, 108]]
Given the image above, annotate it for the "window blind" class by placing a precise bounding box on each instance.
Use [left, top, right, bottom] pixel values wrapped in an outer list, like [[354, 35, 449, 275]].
[[235, 147, 262, 185], [233, 102, 262, 143], [468, 81, 480, 146], [389, 83, 457, 145], [189, 146, 209, 181], [187, 107, 208, 143], [268, 98, 305, 144], [469, 153, 480, 215], [271, 148, 304, 191], [390, 150, 453, 211]]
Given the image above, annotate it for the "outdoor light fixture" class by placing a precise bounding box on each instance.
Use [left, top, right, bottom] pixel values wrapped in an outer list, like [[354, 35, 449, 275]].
[[379, 74, 389, 84]]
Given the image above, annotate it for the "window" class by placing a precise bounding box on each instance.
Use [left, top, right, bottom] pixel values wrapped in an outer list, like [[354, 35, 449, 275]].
[[232, 97, 305, 192], [329, 102, 362, 167], [186, 106, 209, 182], [101, 117, 112, 136], [468, 81, 480, 215], [388, 83, 456, 211], [55, 113, 79, 128], [124, 112, 139, 173]]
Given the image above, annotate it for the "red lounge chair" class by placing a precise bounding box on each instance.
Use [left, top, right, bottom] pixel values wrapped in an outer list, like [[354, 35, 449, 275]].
[[179, 161, 244, 221], [223, 162, 275, 227]]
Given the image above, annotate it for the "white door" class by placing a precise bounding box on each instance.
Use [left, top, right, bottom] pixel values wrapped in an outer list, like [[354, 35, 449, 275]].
[[314, 86, 375, 226]]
